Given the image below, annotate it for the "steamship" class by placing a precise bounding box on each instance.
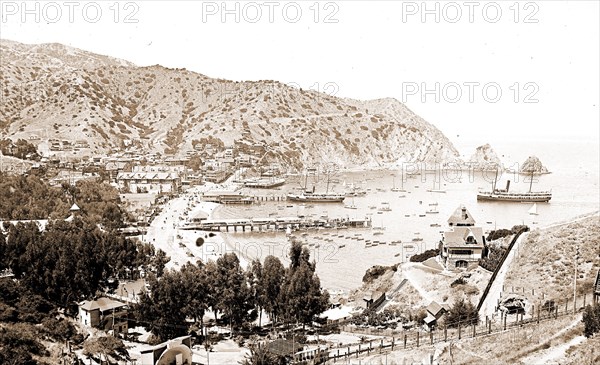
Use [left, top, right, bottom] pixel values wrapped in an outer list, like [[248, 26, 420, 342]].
[[477, 176, 552, 203]]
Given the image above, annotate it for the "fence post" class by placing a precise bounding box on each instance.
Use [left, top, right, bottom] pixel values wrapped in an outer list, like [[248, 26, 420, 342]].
[[391, 337, 394, 350], [472, 323, 476, 337], [357, 344, 360, 358], [417, 332, 420, 347], [488, 318, 491, 334], [583, 293, 586, 308], [404, 334, 407, 349], [458, 324, 461, 340], [430, 331, 433, 345], [537, 304, 540, 324], [555, 304, 558, 319], [503, 314, 507, 331], [565, 298, 568, 313], [380, 339, 383, 353]]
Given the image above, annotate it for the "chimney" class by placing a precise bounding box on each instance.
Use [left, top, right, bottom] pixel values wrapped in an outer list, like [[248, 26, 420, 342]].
[[506, 180, 511, 192], [461, 206, 467, 219]]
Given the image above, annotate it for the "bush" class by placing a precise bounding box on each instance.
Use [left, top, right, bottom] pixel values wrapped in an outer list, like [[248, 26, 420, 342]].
[[446, 298, 479, 328], [450, 277, 466, 287], [363, 265, 389, 283], [582, 303, 600, 338], [195, 237, 204, 247], [479, 245, 508, 272], [486, 229, 513, 242], [542, 300, 556, 314], [42, 317, 77, 341], [511, 225, 529, 234], [410, 248, 440, 263]]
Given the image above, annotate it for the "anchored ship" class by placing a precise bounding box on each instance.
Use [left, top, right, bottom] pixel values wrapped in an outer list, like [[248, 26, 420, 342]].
[[287, 168, 345, 203], [477, 170, 552, 202]]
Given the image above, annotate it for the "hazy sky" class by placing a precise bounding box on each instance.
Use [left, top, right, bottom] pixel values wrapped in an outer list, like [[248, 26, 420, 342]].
[[1, 0, 599, 148]]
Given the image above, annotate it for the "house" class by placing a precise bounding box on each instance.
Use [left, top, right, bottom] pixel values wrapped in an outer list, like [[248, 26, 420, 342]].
[[139, 335, 192, 365], [78, 297, 129, 335], [423, 301, 450, 329], [440, 205, 486, 270]]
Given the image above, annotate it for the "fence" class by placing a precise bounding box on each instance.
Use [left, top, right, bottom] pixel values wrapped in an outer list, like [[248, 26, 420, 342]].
[[325, 291, 592, 363]]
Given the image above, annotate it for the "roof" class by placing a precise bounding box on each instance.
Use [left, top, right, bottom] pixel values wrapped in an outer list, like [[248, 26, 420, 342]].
[[424, 313, 437, 324], [70, 203, 80, 211], [426, 301, 447, 317], [447, 205, 476, 226], [117, 172, 180, 180], [79, 297, 127, 312], [444, 226, 485, 248], [267, 339, 304, 357]]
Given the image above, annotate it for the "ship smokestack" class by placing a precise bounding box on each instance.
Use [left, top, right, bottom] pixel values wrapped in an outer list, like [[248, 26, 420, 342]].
[[506, 180, 511, 192]]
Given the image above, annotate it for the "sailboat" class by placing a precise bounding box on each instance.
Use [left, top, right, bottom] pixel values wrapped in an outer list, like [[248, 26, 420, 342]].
[[392, 171, 407, 192], [528, 203, 538, 215], [426, 175, 446, 193], [344, 196, 358, 210], [426, 205, 439, 214]]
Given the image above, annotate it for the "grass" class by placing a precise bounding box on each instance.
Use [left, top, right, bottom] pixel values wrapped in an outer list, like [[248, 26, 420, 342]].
[[503, 216, 600, 304]]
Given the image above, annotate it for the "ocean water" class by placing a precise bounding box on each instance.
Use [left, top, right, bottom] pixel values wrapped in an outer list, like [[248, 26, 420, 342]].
[[213, 138, 599, 293]]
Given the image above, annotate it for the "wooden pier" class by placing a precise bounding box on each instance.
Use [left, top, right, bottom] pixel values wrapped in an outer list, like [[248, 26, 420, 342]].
[[201, 191, 288, 204], [180, 216, 371, 232]]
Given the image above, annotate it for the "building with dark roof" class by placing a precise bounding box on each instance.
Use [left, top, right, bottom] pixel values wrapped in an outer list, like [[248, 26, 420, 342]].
[[78, 297, 129, 335], [440, 205, 486, 270]]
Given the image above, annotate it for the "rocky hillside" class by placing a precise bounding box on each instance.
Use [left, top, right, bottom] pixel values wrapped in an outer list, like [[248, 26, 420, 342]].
[[0, 39, 460, 170], [467, 143, 503, 171], [520, 156, 549, 174]]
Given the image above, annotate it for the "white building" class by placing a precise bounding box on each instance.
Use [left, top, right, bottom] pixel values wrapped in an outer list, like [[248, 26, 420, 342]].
[[116, 172, 181, 194]]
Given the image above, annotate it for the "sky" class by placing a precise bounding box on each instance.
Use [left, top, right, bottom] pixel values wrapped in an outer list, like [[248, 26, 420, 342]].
[[1, 0, 599, 150]]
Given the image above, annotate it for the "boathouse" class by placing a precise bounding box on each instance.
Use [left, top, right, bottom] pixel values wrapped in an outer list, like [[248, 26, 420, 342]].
[[440, 205, 486, 270]]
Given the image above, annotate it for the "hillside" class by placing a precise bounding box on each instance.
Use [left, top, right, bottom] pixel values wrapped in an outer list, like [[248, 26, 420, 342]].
[[467, 143, 503, 171], [503, 214, 600, 305], [0, 39, 460, 170]]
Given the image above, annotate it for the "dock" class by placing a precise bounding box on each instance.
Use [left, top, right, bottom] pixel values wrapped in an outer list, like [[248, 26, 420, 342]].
[[180, 216, 371, 232], [201, 191, 288, 204]]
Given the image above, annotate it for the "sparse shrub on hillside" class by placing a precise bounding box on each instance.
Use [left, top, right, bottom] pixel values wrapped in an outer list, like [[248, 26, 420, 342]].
[[362, 264, 398, 283], [450, 277, 466, 287], [410, 248, 440, 263], [583, 303, 600, 337], [446, 298, 479, 328], [487, 229, 513, 241], [479, 245, 508, 272]]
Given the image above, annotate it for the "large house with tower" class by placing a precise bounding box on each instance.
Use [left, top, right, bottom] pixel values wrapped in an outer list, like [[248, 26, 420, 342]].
[[440, 205, 486, 270]]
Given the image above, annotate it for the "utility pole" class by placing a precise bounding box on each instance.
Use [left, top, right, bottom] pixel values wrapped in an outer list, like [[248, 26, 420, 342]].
[[574, 245, 580, 314]]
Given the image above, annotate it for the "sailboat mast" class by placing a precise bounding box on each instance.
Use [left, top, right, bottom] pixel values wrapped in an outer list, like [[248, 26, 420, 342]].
[[528, 170, 534, 193]]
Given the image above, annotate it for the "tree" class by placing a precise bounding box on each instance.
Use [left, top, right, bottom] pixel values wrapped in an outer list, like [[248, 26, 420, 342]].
[[582, 303, 600, 338], [239, 343, 282, 365], [134, 270, 188, 341], [261, 256, 285, 326], [83, 335, 129, 364], [446, 297, 479, 328], [152, 249, 170, 277], [215, 253, 253, 334], [247, 259, 265, 327], [181, 262, 209, 334], [279, 241, 329, 329]]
